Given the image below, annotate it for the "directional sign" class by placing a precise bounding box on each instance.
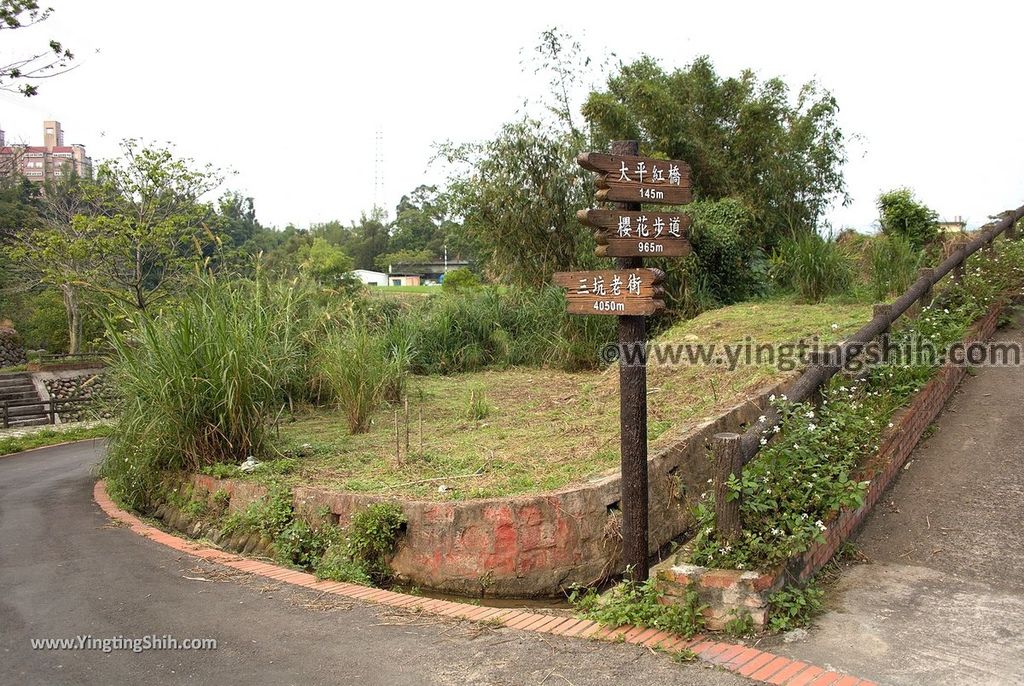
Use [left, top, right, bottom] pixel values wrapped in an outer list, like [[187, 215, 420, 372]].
[[552, 268, 666, 316], [578, 152, 693, 206], [577, 209, 692, 257]]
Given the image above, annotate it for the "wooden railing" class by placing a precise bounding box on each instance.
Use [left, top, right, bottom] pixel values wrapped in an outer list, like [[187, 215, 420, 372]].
[[712, 205, 1024, 541], [0, 397, 100, 429]]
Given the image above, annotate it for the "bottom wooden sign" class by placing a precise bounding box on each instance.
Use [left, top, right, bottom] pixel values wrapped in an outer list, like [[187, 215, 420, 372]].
[[552, 269, 666, 316]]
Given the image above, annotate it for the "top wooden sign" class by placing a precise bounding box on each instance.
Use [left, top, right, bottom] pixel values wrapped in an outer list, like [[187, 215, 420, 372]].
[[578, 152, 693, 206]]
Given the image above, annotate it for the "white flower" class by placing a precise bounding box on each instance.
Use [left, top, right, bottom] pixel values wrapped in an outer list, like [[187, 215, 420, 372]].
[[769, 394, 776, 402], [805, 410, 815, 419], [831, 323, 839, 331], [758, 415, 767, 423], [793, 443, 799, 450], [888, 422, 894, 428], [808, 423, 817, 431], [815, 520, 827, 531], [760, 437, 768, 446], [772, 425, 781, 433]]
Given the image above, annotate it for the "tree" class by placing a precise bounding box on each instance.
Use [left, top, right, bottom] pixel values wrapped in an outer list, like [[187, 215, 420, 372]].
[[439, 119, 595, 286], [300, 236, 354, 287], [582, 56, 848, 245], [5, 170, 91, 352], [13, 140, 224, 313], [1, 1, 75, 96], [877, 187, 939, 251]]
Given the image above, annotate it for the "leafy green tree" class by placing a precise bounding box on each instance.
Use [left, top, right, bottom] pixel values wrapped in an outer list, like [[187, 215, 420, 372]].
[[583, 56, 848, 244], [12, 140, 224, 313], [441, 267, 480, 291], [6, 170, 93, 351], [877, 187, 939, 250], [1, 0, 75, 96], [300, 236, 354, 287], [439, 119, 595, 286], [389, 185, 452, 255]]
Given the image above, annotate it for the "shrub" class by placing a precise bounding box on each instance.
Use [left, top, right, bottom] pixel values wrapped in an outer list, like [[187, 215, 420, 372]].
[[878, 187, 939, 250], [440, 267, 480, 291], [569, 577, 707, 638], [767, 583, 824, 632], [770, 232, 854, 302], [868, 234, 919, 300], [316, 502, 406, 585], [100, 276, 307, 509]]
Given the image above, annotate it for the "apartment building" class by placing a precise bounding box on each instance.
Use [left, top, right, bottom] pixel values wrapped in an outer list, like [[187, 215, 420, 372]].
[[0, 120, 92, 182]]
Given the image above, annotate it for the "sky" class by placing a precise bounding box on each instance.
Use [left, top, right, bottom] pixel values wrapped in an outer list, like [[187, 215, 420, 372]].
[[1, 1, 1021, 232]]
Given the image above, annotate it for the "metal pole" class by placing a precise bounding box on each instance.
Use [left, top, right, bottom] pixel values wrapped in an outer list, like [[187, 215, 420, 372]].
[[611, 139, 649, 582]]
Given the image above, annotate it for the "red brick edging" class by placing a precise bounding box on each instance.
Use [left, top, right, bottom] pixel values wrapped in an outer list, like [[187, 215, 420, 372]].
[[93, 480, 874, 685]]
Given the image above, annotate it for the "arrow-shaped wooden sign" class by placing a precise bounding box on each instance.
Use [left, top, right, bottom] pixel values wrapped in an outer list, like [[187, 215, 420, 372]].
[[552, 268, 666, 316], [577, 209, 693, 257]]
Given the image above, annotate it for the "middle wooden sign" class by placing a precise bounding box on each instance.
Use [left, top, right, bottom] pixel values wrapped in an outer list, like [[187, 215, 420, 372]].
[[577, 208, 693, 258]]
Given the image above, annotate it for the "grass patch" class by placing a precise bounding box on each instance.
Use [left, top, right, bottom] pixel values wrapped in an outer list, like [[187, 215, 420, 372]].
[[0, 423, 111, 456], [263, 297, 869, 500]]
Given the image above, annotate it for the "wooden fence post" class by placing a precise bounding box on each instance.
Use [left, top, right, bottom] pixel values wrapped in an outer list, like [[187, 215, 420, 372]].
[[874, 303, 893, 334], [1008, 221, 1018, 240], [48, 399, 56, 425], [713, 432, 743, 542], [918, 267, 935, 311], [2, 401, 7, 429], [953, 246, 966, 284]]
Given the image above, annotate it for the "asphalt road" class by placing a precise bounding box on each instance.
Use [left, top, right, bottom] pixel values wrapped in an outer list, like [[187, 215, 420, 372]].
[[0, 441, 746, 686]]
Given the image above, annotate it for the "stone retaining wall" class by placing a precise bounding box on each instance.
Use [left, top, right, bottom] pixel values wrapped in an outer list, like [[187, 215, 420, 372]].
[[0, 326, 27, 368], [654, 299, 1007, 630], [40, 369, 114, 422], [157, 377, 791, 597]]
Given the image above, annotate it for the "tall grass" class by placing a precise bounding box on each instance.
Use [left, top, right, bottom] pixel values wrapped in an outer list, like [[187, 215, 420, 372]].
[[313, 317, 412, 434], [100, 276, 307, 508], [771, 233, 854, 303], [868, 234, 920, 300], [406, 285, 613, 374]]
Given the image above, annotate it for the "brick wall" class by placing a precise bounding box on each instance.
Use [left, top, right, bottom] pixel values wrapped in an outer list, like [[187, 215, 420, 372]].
[[173, 377, 792, 598]]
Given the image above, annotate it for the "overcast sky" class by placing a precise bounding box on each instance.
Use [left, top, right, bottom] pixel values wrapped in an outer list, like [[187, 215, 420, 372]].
[[2, 1, 1021, 232]]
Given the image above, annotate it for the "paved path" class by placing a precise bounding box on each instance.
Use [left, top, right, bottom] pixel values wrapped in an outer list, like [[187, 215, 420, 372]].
[[0, 441, 746, 686], [768, 307, 1024, 685]]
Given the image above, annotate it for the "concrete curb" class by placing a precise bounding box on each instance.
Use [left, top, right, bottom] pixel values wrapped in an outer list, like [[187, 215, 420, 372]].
[[94, 480, 875, 686]]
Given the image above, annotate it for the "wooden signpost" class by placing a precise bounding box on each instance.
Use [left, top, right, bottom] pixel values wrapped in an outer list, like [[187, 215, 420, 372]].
[[553, 141, 692, 583]]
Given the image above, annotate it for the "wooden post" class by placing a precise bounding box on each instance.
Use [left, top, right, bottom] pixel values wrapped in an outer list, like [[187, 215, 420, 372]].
[[404, 396, 410, 457], [612, 139, 650, 582], [713, 433, 742, 542], [394, 409, 401, 463], [874, 303, 893, 334], [953, 246, 966, 284], [2, 401, 7, 429], [48, 399, 55, 425], [1008, 221, 1018, 240], [918, 267, 935, 310]]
